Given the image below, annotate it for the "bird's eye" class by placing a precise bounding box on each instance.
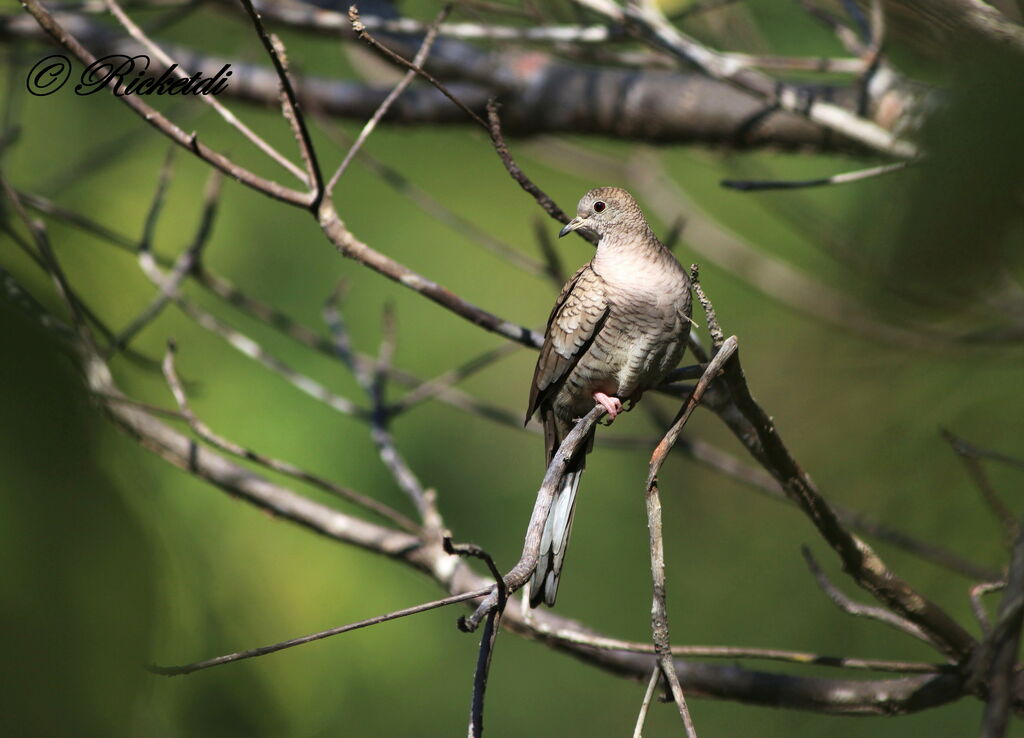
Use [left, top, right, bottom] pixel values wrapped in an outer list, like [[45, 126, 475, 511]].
[[593, 201, 606, 213]]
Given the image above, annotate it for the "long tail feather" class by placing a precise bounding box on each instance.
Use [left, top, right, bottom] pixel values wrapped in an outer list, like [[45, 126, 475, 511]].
[[529, 416, 594, 608]]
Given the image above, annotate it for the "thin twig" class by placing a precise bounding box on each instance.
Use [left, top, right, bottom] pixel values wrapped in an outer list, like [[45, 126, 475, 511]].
[[20, 0, 310, 206], [1, 221, 148, 362], [387, 341, 523, 416], [349, 5, 487, 129], [1, 176, 94, 347], [978, 518, 1024, 738], [942, 428, 1020, 544], [632, 668, 661, 738], [444, 537, 507, 737], [485, 100, 587, 241], [721, 161, 911, 192], [161, 341, 418, 532], [177, 293, 366, 417], [326, 4, 452, 197], [531, 622, 946, 673], [801, 547, 932, 646], [688, 265, 724, 349], [312, 112, 548, 277], [140, 145, 176, 253], [317, 200, 544, 348], [533, 216, 567, 285], [149, 587, 491, 676], [643, 340, 736, 737], [101, 0, 308, 185], [324, 293, 433, 520], [112, 171, 222, 353], [237, 0, 323, 207], [970, 581, 1005, 635], [941, 431, 1024, 472]]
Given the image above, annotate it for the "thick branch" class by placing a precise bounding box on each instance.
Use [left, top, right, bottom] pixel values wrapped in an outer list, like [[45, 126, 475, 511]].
[[2, 10, 913, 152]]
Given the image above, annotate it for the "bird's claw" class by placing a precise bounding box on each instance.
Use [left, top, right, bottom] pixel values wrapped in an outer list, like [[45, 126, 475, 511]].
[[593, 392, 623, 422]]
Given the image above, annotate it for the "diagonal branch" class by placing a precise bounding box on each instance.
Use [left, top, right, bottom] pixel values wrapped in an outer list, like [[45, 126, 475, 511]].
[[100, 0, 308, 185], [236, 0, 323, 206], [325, 3, 452, 197], [19, 0, 311, 206], [161, 341, 418, 532], [644, 337, 738, 734], [802, 547, 932, 645], [462, 405, 607, 632], [149, 587, 489, 676]]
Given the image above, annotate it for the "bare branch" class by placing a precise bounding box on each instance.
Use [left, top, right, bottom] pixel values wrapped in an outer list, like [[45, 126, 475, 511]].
[[944, 429, 1018, 545], [529, 620, 947, 673], [326, 4, 452, 197], [977, 518, 1024, 738], [171, 292, 367, 418], [100, 0, 308, 185], [644, 341, 737, 736], [721, 160, 911, 192], [970, 581, 1005, 636], [317, 201, 543, 348], [573, 0, 918, 157], [236, 0, 323, 206], [688, 266, 724, 349], [348, 5, 487, 129], [944, 433, 1024, 472], [149, 587, 489, 676], [160, 341, 418, 532], [111, 171, 221, 353], [486, 100, 586, 240], [323, 294, 434, 521], [801, 547, 933, 646], [444, 537, 507, 737], [462, 405, 607, 632], [19, 0, 311, 206], [632, 668, 661, 738], [719, 349, 976, 661]]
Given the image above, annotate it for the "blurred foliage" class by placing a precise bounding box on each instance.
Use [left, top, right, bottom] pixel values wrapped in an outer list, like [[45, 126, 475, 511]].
[[1, 0, 1022, 736]]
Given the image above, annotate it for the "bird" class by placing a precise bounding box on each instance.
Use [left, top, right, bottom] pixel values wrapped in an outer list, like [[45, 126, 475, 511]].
[[525, 187, 693, 608]]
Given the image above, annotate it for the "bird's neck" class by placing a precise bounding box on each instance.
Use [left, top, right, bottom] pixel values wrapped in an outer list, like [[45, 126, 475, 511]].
[[593, 226, 668, 271]]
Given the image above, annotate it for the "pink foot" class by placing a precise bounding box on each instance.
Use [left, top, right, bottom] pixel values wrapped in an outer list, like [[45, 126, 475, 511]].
[[593, 392, 623, 421]]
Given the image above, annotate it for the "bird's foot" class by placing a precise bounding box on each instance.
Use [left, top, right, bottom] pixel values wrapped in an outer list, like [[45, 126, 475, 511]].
[[593, 392, 623, 422], [624, 392, 643, 412]]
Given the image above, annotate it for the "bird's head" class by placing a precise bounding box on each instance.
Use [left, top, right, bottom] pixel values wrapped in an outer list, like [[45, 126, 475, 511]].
[[558, 187, 644, 240]]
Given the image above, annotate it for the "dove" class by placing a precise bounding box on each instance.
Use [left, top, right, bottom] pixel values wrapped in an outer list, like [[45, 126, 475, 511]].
[[525, 187, 692, 607]]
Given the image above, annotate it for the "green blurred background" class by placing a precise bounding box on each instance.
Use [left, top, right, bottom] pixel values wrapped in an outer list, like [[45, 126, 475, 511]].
[[2, 0, 1023, 735]]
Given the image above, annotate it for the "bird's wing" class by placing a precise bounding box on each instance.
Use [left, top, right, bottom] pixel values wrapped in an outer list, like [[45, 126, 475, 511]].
[[525, 264, 610, 426]]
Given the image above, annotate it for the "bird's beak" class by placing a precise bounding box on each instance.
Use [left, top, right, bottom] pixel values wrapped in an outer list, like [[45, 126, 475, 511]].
[[558, 216, 585, 238]]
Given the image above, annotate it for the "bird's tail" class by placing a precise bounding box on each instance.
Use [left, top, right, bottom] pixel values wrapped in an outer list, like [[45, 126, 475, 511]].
[[529, 416, 595, 608]]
